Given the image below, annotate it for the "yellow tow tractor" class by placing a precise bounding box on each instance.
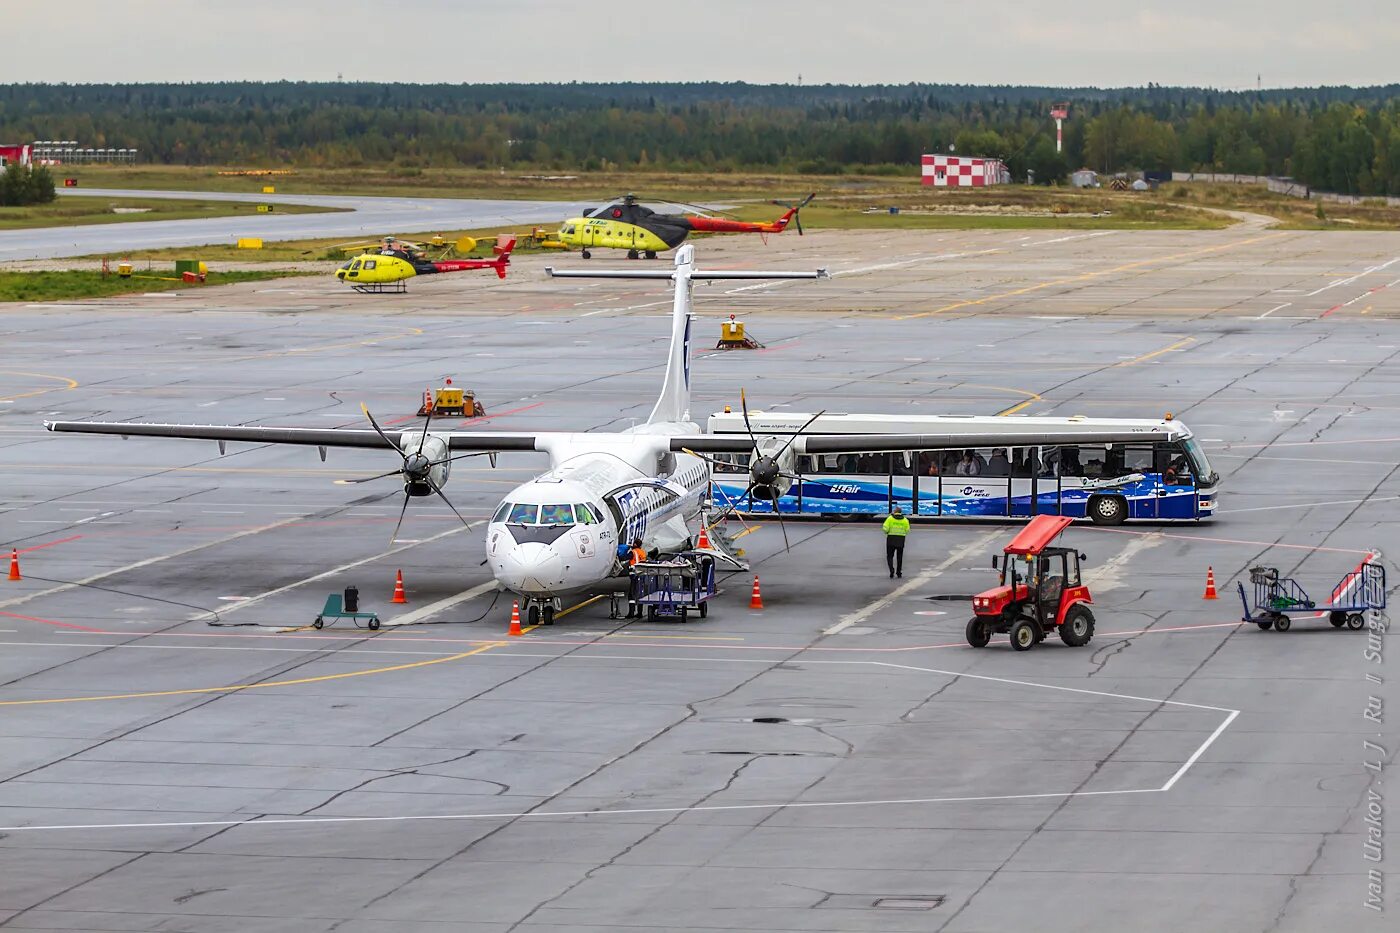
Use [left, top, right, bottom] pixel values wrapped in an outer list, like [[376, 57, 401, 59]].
[[417, 378, 486, 418]]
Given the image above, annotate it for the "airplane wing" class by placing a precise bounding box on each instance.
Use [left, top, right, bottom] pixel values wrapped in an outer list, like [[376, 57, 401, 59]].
[[43, 421, 541, 452], [670, 429, 1173, 455]]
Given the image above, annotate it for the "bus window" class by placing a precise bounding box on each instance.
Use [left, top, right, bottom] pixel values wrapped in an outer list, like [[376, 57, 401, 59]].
[[856, 452, 890, 475], [1010, 448, 1040, 477], [893, 451, 916, 475], [1042, 446, 1085, 478], [983, 447, 1011, 476]]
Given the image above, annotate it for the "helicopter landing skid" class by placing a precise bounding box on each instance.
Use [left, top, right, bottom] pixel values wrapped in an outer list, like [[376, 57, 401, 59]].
[[350, 281, 408, 294]]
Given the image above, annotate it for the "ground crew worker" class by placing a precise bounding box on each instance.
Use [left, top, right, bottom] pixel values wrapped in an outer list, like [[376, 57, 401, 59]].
[[882, 506, 910, 578], [625, 539, 648, 617]]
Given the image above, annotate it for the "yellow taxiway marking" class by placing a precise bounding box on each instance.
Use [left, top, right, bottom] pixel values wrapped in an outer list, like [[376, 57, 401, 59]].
[[895, 232, 1289, 320], [1113, 336, 1196, 367], [0, 642, 503, 707], [558, 594, 607, 620], [1362, 305, 1373, 315], [0, 370, 79, 404], [731, 525, 761, 541]]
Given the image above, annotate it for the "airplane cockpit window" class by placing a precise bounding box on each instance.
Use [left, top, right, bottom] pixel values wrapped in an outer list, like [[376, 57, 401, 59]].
[[574, 503, 601, 524], [540, 504, 574, 525], [507, 503, 538, 524], [492, 502, 511, 522]]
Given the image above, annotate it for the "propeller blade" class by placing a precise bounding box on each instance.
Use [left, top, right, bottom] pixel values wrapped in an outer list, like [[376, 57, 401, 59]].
[[740, 388, 756, 448], [417, 401, 434, 457], [771, 494, 791, 552], [334, 467, 406, 485], [388, 493, 412, 544], [360, 403, 401, 455], [681, 447, 734, 470], [427, 450, 495, 468], [776, 409, 826, 459], [426, 478, 474, 530]]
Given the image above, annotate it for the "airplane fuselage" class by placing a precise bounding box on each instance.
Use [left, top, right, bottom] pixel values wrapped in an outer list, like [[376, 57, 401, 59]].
[[485, 428, 709, 600]]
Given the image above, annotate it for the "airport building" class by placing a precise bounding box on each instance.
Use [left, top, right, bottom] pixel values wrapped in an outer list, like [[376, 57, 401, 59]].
[[921, 153, 1010, 187]]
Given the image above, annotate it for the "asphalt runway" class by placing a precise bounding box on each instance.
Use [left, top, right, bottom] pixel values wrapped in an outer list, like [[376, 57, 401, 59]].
[[2, 189, 593, 262], [0, 224, 1395, 930]]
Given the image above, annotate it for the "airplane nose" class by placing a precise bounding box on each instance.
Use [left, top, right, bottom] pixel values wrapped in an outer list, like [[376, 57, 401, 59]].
[[495, 542, 566, 593]]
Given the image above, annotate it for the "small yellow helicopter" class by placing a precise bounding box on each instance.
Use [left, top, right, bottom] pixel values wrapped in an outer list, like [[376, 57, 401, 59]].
[[335, 234, 516, 293], [555, 194, 815, 259]]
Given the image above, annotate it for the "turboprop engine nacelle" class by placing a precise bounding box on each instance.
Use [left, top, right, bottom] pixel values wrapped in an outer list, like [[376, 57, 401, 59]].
[[749, 437, 796, 500], [398, 433, 450, 497]]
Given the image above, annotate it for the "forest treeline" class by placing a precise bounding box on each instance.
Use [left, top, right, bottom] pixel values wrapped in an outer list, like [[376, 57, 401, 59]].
[[3, 82, 1400, 194]]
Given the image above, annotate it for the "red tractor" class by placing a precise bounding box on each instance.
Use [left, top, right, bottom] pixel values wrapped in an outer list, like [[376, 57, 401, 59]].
[[967, 515, 1096, 651]]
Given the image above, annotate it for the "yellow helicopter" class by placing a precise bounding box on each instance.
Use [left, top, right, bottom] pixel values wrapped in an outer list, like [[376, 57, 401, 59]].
[[555, 193, 814, 259], [334, 234, 516, 293]]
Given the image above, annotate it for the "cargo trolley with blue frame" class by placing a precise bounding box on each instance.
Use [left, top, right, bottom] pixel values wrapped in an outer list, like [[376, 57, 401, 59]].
[[632, 555, 716, 623], [1238, 562, 1385, 632]]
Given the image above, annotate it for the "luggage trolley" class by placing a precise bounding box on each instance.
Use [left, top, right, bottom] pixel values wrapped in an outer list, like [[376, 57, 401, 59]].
[[632, 554, 716, 623], [1238, 562, 1385, 632]]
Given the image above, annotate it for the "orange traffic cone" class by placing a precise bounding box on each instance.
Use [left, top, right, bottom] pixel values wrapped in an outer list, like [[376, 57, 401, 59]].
[[7, 548, 19, 581], [391, 569, 407, 604], [508, 600, 522, 637], [696, 524, 711, 550], [749, 574, 764, 610], [1203, 566, 1218, 600]]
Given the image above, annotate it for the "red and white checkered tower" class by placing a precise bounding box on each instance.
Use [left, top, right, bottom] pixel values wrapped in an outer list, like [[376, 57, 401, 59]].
[[1050, 103, 1069, 154]]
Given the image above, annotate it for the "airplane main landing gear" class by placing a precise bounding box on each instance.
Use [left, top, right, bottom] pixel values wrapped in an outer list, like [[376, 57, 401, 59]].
[[627, 249, 640, 260]]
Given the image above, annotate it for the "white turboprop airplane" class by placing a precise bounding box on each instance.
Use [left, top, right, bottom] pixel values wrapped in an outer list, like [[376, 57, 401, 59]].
[[44, 246, 1171, 625]]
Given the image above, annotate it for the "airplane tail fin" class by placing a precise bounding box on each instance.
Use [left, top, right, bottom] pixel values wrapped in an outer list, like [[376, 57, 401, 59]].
[[647, 246, 696, 424], [541, 245, 829, 426]]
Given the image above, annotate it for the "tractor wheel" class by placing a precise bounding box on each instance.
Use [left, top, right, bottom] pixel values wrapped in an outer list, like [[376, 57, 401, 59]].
[[1010, 618, 1040, 651], [1273, 614, 1291, 632], [1329, 611, 1347, 628], [965, 617, 991, 648], [1059, 605, 1096, 647], [1088, 495, 1128, 526], [1347, 613, 1366, 630]]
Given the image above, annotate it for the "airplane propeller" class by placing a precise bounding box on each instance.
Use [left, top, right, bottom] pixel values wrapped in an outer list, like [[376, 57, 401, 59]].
[[684, 388, 825, 553], [335, 402, 486, 542]]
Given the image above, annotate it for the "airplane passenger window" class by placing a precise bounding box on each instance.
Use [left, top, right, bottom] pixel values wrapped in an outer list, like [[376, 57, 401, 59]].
[[507, 503, 538, 524], [540, 504, 574, 525]]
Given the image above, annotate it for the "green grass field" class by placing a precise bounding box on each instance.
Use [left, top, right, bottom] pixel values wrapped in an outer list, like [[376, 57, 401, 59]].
[[0, 269, 310, 303], [0, 195, 335, 230]]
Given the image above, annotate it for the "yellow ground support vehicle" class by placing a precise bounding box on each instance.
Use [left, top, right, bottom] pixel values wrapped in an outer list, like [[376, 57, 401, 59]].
[[417, 379, 486, 418]]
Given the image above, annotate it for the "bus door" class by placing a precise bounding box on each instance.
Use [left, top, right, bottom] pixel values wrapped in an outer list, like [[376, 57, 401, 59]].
[[1008, 446, 1043, 517], [890, 452, 916, 516], [1154, 441, 1199, 519]]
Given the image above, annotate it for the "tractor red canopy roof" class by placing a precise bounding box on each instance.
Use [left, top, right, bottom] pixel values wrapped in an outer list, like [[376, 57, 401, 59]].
[[1003, 515, 1074, 556]]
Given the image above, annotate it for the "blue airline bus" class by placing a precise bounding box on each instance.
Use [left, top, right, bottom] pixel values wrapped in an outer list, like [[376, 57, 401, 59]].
[[706, 413, 1218, 524]]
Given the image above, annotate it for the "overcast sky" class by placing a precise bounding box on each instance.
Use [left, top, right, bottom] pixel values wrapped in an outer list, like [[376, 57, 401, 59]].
[[10, 1, 1399, 89]]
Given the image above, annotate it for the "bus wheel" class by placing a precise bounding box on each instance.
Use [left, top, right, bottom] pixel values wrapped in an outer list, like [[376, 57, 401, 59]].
[[1059, 605, 1095, 647], [965, 617, 991, 648], [1010, 618, 1039, 651], [1088, 495, 1128, 525]]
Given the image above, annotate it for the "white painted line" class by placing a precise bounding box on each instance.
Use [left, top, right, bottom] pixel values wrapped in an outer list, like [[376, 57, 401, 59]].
[[824, 531, 1000, 635], [1082, 533, 1162, 594], [190, 521, 481, 623], [0, 655, 1237, 835], [385, 579, 498, 627], [1303, 256, 1400, 296], [1220, 493, 1400, 515], [1256, 303, 1290, 319]]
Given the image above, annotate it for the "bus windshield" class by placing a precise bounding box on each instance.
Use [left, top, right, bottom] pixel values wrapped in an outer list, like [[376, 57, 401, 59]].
[[1182, 437, 1218, 486]]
